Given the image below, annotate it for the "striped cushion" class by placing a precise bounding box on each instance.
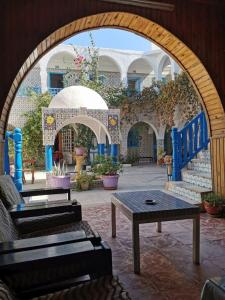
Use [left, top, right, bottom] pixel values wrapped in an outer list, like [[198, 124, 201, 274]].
[[22, 221, 93, 239], [32, 275, 131, 300], [0, 200, 19, 242], [0, 175, 23, 208], [14, 212, 78, 234], [0, 280, 15, 300]]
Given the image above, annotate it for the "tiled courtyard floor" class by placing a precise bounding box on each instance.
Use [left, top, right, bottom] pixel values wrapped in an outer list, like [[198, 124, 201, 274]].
[[83, 204, 225, 300], [24, 165, 225, 299]]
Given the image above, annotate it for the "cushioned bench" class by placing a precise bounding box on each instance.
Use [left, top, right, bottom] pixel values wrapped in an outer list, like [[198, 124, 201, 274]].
[[0, 275, 131, 300], [201, 277, 225, 300]]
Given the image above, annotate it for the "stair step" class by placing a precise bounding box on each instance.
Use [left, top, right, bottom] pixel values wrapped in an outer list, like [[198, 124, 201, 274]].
[[162, 189, 201, 207], [188, 159, 211, 173], [182, 170, 212, 189], [198, 150, 211, 161], [165, 181, 212, 204]]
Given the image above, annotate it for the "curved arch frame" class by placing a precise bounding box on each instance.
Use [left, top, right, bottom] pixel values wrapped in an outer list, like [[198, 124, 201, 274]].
[[3, 12, 224, 139], [98, 54, 122, 75], [45, 114, 112, 145], [127, 57, 154, 74]]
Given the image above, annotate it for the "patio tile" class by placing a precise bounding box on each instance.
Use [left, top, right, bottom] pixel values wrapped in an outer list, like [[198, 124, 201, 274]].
[[83, 204, 225, 300]]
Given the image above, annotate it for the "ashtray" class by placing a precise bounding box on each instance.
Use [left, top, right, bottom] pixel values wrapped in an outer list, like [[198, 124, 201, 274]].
[[145, 199, 156, 205]]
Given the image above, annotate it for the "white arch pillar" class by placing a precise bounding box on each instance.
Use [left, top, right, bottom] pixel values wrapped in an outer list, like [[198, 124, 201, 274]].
[[39, 60, 48, 93]]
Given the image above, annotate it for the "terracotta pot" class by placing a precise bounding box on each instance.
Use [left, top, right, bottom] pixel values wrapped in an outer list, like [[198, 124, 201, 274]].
[[47, 175, 70, 189], [75, 147, 84, 156], [102, 175, 119, 190], [204, 201, 223, 216]]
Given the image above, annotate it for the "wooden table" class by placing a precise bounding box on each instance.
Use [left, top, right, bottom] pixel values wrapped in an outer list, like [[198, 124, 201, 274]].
[[111, 190, 200, 274]]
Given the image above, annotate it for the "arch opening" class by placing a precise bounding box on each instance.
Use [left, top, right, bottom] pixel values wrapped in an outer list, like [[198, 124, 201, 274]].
[[4, 12, 224, 142], [127, 122, 157, 162]]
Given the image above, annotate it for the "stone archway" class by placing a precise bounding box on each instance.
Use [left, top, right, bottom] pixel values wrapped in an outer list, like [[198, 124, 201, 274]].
[[2, 11, 225, 194], [4, 12, 224, 137], [127, 122, 157, 162]]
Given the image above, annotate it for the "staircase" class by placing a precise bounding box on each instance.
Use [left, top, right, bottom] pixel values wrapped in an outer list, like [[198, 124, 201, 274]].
[[165, 112, 212, 205], [166, 149, 212, 205]]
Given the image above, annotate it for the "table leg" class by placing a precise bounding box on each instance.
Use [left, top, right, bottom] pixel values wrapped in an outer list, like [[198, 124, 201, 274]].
[[157, 222, 162, 233], [132, 221, 140, 274], [193, 214, 200, 264], [111, 202, 116, 238]]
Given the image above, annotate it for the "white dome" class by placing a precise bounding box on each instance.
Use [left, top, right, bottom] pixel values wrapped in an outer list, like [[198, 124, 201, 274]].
[[49, 86, 108, 110]]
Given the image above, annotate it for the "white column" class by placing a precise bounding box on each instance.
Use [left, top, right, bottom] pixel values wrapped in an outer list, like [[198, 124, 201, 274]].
[[39, 60, 48, 93]]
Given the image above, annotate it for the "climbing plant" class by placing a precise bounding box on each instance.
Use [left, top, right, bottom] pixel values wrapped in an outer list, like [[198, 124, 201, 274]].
[[22, 92, 52, 165], [64, 33, 127, 108], [121, 72, 201, 127]]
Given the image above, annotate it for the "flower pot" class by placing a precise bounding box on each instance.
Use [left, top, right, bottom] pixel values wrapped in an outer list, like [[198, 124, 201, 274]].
[[47, 175, 71, 189], [75, 147, 84, 156], [80, 182, 89, 191], [102, 174, 119, 190], [204, 200, 223, 216]]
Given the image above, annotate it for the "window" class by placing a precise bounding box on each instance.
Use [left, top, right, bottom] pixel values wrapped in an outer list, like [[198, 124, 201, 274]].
[[99, 75, 107, 84], [127, 78, 141, 96], [49, 73, 64, 88]]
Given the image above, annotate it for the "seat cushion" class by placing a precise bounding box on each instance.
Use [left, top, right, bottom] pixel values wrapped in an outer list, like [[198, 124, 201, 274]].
[[0, 200, 19, 242], [14, 212, 78, 234], [0, 280, 15, 300], [0, 175, 23, 208], [32, 275, 131, 300], [21, 221, 94, 239]]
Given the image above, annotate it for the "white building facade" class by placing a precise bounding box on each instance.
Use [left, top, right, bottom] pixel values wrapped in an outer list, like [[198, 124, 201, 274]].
[[8, 44, 181, 162]]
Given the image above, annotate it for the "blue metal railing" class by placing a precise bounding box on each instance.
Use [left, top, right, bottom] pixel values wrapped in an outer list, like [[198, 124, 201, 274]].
[[172, 111, 209, 181], [48, 88, 63, 96]]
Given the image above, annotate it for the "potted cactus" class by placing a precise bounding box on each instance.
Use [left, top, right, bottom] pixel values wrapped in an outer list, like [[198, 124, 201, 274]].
[[92, 156, 122, 190], [47, 161, 70, 189]]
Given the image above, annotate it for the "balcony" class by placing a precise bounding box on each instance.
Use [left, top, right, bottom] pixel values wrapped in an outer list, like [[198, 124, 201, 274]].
[[48, 87, 63, 96]]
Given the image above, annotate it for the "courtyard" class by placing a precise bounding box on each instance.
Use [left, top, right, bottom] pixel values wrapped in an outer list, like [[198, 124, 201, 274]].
[[23, 165, 225, 299]]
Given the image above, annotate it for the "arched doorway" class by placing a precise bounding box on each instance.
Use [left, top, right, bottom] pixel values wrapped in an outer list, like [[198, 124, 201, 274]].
[[127, 122, 157, 162], [2, 12, 225, 194]]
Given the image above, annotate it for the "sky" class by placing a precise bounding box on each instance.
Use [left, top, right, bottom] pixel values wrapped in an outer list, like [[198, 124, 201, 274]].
[[64, 28, 152, 52]]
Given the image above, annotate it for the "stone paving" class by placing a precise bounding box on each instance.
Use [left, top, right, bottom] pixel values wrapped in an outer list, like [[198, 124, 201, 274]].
[[23, 165, 225, 299], [24, 164, 168, 206]]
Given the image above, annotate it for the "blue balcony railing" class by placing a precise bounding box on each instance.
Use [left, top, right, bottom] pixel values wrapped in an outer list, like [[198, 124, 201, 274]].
[[172, 111, 209, 181], [48, 88, 63, 96], [17, 86, 41, 97]]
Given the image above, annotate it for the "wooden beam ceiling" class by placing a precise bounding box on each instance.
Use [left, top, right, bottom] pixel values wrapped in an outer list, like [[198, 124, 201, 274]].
[[99, 0, 175, 11]]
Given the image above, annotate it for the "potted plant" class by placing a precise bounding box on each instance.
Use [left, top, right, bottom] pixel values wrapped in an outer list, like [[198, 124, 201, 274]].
[[47, 161, 70, 189], [92, 156, 122, 190], [74, 143, 85, 156], [203, 192, 225, 216], [157, 147, 165, 165], [76, 171, 93, 191]]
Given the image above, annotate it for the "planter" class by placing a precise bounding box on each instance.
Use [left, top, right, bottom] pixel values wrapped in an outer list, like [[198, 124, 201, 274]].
[[75, 147, 85, 156], [102, 174, 119, 190], [204, 200, 223, 216], [47, 174, 71, 189], [80, 182, 89, 191]]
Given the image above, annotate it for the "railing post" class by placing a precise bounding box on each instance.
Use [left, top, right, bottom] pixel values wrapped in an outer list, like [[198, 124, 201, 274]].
[[13, 128, 23, 191], [199, 112, 204, 148], [203, 113, 209, 149], [172, 128, 181, 181], [45, 145, 53, 172]]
